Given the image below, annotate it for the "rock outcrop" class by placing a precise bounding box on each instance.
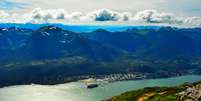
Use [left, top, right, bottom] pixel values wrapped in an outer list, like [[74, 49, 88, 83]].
[[179, 84, 201, 101]]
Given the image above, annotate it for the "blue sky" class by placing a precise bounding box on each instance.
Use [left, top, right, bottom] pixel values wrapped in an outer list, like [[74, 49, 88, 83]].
[[0, 0, 29, 9]]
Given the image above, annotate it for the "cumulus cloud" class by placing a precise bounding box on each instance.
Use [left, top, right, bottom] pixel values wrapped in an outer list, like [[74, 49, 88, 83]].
[[120, 12, 132, 21], [85, 9, 132, 22], [30, 8, 67, 20], [182, 17, 201, 26], [133, 10, 183, 24], [0, 8, 200, 26], [86, 9, 121, 21], [131, 10, 201, 26]]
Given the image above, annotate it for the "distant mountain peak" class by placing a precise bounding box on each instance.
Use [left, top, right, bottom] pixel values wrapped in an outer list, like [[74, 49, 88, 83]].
[[157, 26, 177, 31], [93, 28, 110, 33], [38, 26, 63, 32], [0, 27, 30, 32]]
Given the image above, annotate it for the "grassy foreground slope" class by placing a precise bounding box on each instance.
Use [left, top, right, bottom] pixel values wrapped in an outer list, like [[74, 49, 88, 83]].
[[107, 81, 201, 101]]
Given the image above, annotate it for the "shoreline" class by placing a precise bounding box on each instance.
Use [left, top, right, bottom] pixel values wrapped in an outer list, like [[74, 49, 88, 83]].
[[1, 72, 201, 88]]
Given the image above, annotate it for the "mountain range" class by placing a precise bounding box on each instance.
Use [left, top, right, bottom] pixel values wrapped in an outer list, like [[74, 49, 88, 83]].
[[0, 25, 201, 86]]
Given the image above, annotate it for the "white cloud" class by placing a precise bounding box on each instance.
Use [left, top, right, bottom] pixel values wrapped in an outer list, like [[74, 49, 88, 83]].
[[30, 8, 67, 20], [120, 12, 132, 21], [133, 10, 183, 24], [65, 12, 84, 21], [85, 9, 133, 22], [131, 9, 201, 26], [182, 17, 201, 26], [0, 10, 9, 18], [0, 8, 200, 26], [86, 9, 121, 21]]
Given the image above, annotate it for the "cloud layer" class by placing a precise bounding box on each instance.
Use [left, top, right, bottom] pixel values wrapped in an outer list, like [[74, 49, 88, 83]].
[[0, 8, 201, 26]]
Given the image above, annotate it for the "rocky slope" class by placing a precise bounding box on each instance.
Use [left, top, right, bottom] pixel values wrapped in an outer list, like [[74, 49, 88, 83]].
[[107, 81, 201, 101], [179, 83, 201, 101]]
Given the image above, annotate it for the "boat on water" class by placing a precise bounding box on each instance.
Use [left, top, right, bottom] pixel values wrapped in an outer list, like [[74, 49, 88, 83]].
[[86, 83, 98, 88], [80, 78, 100, 89]]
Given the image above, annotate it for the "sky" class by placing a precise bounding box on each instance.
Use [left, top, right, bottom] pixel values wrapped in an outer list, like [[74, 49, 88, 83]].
[[0, 0, 201, 26]]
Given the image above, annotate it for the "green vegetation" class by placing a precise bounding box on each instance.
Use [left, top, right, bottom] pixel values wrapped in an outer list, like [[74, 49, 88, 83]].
[[1, 26, 201, 87], [107, 81, 201, 101], [108, 87, 181, 101]]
